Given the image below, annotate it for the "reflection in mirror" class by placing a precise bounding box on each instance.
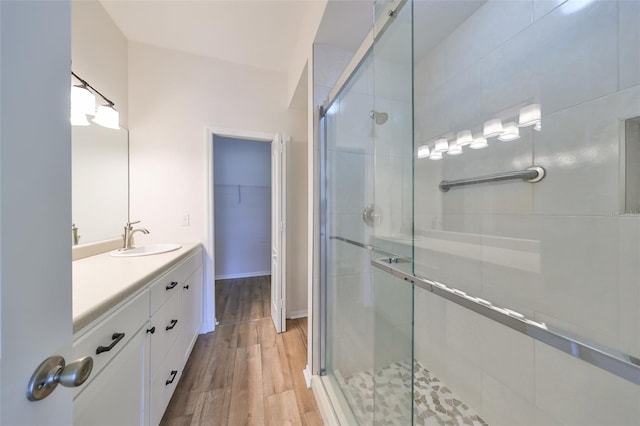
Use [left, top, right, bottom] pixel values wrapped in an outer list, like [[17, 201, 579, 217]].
[[72, 123, 128, 245]]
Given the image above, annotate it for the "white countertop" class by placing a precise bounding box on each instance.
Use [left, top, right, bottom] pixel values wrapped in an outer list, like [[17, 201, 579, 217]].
[[73, 242, 202, 333]]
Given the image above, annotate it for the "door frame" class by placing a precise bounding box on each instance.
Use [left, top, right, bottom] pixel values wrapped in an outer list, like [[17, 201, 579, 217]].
[[205, 127, 286, 331]]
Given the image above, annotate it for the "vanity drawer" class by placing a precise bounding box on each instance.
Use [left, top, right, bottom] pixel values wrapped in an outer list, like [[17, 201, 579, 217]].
[[73, 289, 148, 390], [178, 250, 202, 284], [149, 265, 183, 315], [149, 289, 181, 378]]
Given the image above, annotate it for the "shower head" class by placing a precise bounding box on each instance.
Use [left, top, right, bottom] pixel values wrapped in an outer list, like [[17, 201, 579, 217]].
[[369, 110, 388, 125]]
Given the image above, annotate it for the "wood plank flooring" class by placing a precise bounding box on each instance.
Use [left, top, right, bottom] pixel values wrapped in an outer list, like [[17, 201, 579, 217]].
[[161, 276, 321, 426]]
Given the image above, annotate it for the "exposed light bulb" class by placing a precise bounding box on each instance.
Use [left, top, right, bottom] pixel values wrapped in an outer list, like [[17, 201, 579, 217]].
[[498, 122, 520, 141], [483, 119, 503, 138]]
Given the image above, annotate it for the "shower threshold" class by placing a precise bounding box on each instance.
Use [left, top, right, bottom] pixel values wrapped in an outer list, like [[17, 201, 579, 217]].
[[336, 360, 487, 425]]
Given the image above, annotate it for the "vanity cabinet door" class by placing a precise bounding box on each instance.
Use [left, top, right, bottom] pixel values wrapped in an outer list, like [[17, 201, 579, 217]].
[[149, 290, 181, 378], [74, 325, 147, 426], [149, 340, 183, 426], [181, 265, 203, 363]]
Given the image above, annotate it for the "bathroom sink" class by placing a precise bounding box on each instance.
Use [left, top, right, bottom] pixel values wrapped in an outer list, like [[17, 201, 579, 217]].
[[110, 243, 182, 257]]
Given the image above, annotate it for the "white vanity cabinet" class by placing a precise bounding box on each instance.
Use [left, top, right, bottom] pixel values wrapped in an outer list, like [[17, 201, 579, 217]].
[[73, 289, 149, 426], [73, 246, 203, 426], [180, 265, 203, 363]]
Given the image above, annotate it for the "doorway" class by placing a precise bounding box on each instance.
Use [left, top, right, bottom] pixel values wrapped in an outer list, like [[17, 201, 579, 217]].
[[213, 136, 272, 280], [208, 129, 287, 333]]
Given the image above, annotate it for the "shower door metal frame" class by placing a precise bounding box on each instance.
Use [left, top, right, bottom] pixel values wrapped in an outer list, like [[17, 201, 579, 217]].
[[316, 108, 328, 376]]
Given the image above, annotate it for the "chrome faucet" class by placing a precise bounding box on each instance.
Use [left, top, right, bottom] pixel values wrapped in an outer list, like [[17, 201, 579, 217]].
[[72, 223, 80, 246], [122, 220, 150, 250]]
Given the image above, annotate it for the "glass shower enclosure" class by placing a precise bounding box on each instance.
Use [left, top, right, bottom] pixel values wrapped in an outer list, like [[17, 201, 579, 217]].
[[319, 0, 640, 424], [321, 1, 414, 423]]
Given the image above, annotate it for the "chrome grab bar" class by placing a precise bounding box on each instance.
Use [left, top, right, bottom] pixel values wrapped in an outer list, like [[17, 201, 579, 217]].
[[371, 257, 640, 386], [439, 166, 545, 192]]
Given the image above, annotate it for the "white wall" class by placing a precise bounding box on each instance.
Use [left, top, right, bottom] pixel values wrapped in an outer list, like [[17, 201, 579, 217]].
[[286, 137, 309, 319], [72, 0, 128, 127], [287, 1, 328, 107], [214, 136, 271, 279], [128, 42, 308, 325]]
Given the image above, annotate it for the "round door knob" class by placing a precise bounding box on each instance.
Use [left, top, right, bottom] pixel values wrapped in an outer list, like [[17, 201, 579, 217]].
[[27, 355, 94, 401], [58, 357, 93, 387]]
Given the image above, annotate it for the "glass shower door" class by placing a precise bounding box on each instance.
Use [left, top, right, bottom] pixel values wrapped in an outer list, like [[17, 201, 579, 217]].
[[369, 0, 415, 424], [323, 54, 377, 424], [322, 1, 414, 423]]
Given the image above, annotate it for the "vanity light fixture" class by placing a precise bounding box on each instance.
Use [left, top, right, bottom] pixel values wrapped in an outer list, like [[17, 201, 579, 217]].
[[71, 83, 95, 116], [447, 142, 463, 155], [518, 104, 541, 128], [456, 130, 473, 147], [498, 121, 520, 141], [71, 71, 119, 129], [456, 130, 473, 146], [434, 138, 449, 153], [429, 151, 443, 160], [469, 136, 488, 149], [93, 104, 120, 130], [417, 145, 431, 159], [70, 108, 90, 126], [483, 118, 503, 138]]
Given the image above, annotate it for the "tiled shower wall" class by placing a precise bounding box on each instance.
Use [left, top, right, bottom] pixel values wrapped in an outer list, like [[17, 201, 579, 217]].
[[413, 0, 640, 424]]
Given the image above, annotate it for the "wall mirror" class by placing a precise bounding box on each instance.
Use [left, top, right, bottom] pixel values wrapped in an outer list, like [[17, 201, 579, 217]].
[[72, 123, 129, 245]]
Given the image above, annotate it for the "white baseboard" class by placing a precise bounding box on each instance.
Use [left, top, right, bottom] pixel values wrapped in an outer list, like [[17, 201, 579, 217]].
[[287, 309, 308, 320], [303, 365, 312, 389], [311, 375, 340, 426], [215, 271, 271, 280]]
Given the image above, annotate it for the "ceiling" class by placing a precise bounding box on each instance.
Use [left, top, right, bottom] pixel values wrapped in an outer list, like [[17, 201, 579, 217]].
[[99, 0, 319, 74], [99, 0, 486, 79]]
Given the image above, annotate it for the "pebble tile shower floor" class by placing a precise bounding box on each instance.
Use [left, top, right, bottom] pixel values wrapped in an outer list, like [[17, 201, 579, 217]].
[[337, 360, 488, 425]]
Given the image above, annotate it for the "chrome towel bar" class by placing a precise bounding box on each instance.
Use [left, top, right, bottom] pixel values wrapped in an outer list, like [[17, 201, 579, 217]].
[[439, 166, 545, 192], [371, 257, 640, 386]]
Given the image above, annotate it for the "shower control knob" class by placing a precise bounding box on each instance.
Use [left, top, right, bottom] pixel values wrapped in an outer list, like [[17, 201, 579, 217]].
[[362, 204, 382, 227]]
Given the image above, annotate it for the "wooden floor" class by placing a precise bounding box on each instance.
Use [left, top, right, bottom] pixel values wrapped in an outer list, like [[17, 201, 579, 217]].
[[161, 276, 322, 426]]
